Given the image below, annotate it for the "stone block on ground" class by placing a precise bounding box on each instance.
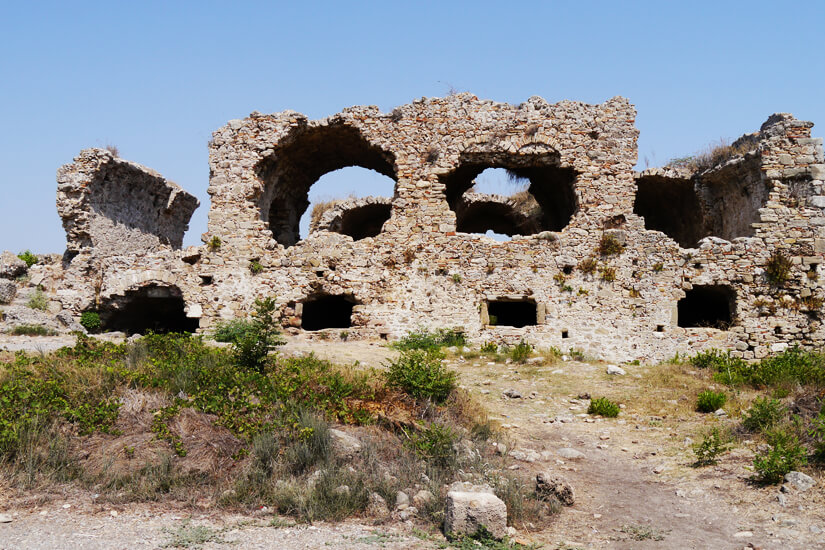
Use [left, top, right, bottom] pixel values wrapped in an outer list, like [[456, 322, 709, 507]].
[[0, 252, 26, 279], [444, 489, 507, 540], [0, 280, 17, 304]]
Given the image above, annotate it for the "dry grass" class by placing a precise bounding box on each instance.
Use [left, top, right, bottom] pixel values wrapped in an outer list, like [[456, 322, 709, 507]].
[[666, 138, 758, 172]]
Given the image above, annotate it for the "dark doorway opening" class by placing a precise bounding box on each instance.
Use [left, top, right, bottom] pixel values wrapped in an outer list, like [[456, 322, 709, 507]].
[[302, 295, 355, 331], [99, 285, 199, 335], [487, 300, 537, 328], [677, 285, 735, 329]]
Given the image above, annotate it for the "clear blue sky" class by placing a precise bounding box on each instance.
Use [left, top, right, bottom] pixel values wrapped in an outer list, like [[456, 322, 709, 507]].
[[2, 1, 823, 253]]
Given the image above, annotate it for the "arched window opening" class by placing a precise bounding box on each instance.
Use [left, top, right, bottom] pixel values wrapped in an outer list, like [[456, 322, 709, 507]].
[[304, 169, 394, 241], [98, 284, 199, 335], [256, 125, 396, 247], [301, 294, 355, 331], [677, 285, 736, 330], [487, 299, 538, 328], [635, 157, 768, 248], [440, 159, 577, 239]]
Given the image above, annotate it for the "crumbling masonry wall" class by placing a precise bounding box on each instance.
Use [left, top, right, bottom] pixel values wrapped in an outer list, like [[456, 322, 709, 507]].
[[10, 95, 825, 363]]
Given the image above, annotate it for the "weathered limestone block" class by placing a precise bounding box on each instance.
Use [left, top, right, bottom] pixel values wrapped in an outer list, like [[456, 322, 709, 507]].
[[536, 471, 575, 506], [57, 149, 199, 254], [444, 489, 507, 540], [0, 280, 17, 303], [0, 251, 27, 279]]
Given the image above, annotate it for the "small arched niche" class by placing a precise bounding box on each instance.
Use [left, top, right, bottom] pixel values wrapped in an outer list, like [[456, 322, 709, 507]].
[[439, 153, 578, 238], [256, 125, 396, 247], [98, 284, 199, 335]]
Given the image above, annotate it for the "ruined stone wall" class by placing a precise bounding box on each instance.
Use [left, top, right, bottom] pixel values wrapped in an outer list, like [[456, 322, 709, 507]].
[[9, 95, 825, 364]]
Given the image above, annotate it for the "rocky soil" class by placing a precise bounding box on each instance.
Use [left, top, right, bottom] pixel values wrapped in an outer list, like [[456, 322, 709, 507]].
[[1, 336, 824, 549]]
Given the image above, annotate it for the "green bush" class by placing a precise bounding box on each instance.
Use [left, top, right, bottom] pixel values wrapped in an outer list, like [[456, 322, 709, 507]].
[[809, 410, 825, 464], [27, 288, 47, 311], [696, 390, 726, 413], [212, 319, 255, 344], [79, 311, 101, 333], [10, 324, 56, 336], [742, 397, 786, 432], [17, 250, 37, 268], [232, 297, 284, 372], [752, 429, 807, 484], [392, 327, 466, 351], [249, 260, 264, 274], [385, 349, 456, 403], [509, 340, 533, 363], [588, 397, 620, 417], [693, 427, 730, 466]]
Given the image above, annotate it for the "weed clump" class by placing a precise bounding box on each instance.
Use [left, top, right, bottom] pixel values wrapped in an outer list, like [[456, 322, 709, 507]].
[[231, 297, 284, 372], [385, 349, 456, 403], [509, 340, 532, 363], [27, 288, 48, 311], [10, 324, 57, 336], [693, 427, 730, 466], [391, 327, 466, 351], [597, 234, 624, 256], [765, 251, 794, 286], [588, 397, 620, 417], [696, 390, 726, 413], [742, 397, 786, 432]]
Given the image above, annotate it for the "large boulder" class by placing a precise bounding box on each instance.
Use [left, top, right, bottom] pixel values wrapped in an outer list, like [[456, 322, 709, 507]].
[[0, 252, 26, 279], [444, 488, 507, 540], [0, 280, 17, 304]]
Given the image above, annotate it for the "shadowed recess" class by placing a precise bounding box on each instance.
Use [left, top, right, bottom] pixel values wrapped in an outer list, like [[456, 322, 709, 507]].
[[488, 299, 538, 328], [301, 294, 355, 331], [677, 285, 736, 330], [98, 284, 199, 335]]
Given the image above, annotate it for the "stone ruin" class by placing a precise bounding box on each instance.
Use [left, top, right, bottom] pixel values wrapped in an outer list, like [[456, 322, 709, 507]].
[[2, 93, 825, 362]]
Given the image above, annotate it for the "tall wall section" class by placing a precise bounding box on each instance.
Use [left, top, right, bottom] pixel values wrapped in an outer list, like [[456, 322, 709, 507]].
[[8, 94, 824, 364]]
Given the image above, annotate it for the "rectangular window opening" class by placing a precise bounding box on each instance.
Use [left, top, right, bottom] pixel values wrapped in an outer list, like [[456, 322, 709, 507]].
[[486, 299, 537, 328]]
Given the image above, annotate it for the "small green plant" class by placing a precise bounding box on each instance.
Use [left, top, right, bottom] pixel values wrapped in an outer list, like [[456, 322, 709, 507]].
[[692, 427, 730, 466], [598, 233, 624, 256], [162, 521, 224, 548], [766, 251, 793, 286], [742, 397, 786, 432], [752, 429, 807, 484], [619, 524, 668, 542], [578, 257, 598, 275], [696, 390, 726, 413], [284, 410, 333, 474], [27, 288, 48, 311], [207, 235, 221, 250], [80, 311, 101, 333], [451, 273, 462, 283], [809, 410, 825, 464], [509, 340, 533, 363], [652, 262, 664, 272], [249, 260, 264, 275], [385, 349, 457, 403], [480, 341, 498, 353], [588, 396, 620, 417], [599, 266, 616, 282], [232, 297, 285, 372], [487, 314, 498, 326], [10, 324, 57, 336], [17, 250, 37, 268]]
